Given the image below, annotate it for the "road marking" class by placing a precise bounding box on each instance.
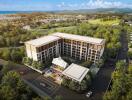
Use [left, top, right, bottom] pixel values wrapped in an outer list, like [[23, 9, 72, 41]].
[[33, 75, 60, 92]]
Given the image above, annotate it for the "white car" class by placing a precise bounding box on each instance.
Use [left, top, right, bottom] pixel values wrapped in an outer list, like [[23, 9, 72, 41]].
[[40, 83, 46, 87], [86, 91, 92, 98]]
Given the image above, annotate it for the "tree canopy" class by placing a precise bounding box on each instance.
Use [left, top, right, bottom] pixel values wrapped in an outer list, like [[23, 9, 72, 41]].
[[103, 61, 132, 100]]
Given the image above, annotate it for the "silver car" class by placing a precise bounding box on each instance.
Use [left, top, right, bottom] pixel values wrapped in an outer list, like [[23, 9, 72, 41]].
[[40, 83, 46, 87], [86, 91, 92, 98]]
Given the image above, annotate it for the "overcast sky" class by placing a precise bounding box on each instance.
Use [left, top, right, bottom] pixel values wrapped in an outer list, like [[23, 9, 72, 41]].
[[0, 0, 132, 11]]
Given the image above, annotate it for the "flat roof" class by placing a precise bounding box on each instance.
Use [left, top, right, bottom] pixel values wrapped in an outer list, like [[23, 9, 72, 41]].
[[52, 32, 105, 44], [25, 35, 60, 47], [62, 63, 89, 82], [25, 32, 105, 47]]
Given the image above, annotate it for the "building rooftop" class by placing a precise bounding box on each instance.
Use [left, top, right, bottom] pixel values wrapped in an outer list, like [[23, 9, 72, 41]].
[[53, 32, 105, 44], [25, 35, 60, 47], [52, 57, 68, 69], [25, 32, 105, 47], [62, 63, 89, 82]]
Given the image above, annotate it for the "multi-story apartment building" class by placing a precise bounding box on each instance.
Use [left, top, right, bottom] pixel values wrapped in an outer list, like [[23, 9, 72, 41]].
[[25, 32, 105, 63]]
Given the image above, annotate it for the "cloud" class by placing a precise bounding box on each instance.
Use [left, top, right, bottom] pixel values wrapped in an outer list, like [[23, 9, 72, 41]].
[[57, 0, 132, 10], [87, 0, 132, 8], [57, 2, 65, 8], [0, 0, 132, 11]]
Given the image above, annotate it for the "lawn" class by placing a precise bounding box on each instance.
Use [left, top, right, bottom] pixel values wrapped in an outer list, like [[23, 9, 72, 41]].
[[30, 26, 76, 36], [88, 18, 120, 25]]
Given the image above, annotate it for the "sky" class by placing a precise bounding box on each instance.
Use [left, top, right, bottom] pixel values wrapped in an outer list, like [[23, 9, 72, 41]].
[[0, 0, 132, 11]]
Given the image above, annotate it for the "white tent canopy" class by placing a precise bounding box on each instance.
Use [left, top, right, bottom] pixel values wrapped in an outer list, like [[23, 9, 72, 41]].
[[52, 57, 68, 69]]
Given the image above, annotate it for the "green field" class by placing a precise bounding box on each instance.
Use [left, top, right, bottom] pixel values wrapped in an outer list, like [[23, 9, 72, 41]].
[[88, 19, 120, 25], [30, 26, 76, 36]]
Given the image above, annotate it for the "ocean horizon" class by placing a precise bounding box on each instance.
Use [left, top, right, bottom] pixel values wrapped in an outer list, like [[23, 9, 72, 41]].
[[0, 11, 48, 14]]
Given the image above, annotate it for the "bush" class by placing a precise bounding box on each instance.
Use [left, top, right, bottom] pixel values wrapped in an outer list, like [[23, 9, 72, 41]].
[[26, 58, 33, 66], [23, 57, 44, 70], [79, 80, 87, 91], [61, 78, 70, 87], [23, 57, 33, 66], [96, 59, 104, 68], [1, 61, 13, 75], [32, 61, 38, 69], [128, 50, 132, 59], [37, 61, 43, 69], [80, 61, 92, 68], [0, 71, 40, 100], [22, 57, 27, 64], [62, 74, 91, 92], [69, 81, 79, 91], [32, 61, 43, 69]]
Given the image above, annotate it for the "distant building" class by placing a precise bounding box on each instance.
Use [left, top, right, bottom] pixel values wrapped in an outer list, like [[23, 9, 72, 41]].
[[125, 21, 132, 26], [23, 25, 31, 30], [25, 32, 105, 63], [0, 15, 21, 21]]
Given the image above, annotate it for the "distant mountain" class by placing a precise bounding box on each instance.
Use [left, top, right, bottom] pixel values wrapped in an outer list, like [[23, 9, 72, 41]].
[[53, 8, 132, 14], [1, 8, 132, 15]]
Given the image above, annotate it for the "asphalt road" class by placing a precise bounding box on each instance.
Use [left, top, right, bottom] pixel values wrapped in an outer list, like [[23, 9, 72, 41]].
[[87, 61, 115, 100], [118, 32, 128, 61]]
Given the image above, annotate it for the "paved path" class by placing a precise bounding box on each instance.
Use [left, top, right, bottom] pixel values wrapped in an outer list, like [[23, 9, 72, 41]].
[[118, 32, 128, 61], [88, 61, 115, 100]]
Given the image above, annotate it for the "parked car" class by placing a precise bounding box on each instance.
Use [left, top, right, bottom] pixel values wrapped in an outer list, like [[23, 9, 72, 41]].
[[19, 71, 24, 75], [86, 91, 92, 98], [40, 82, 46, 87]]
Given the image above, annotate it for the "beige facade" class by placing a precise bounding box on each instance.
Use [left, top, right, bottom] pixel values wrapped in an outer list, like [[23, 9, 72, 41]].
[[25, 33, 105, 63], [61, 39, 105, 63]]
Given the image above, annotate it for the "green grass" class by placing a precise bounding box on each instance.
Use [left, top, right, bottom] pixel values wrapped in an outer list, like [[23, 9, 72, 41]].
[[88, 19, 120, 25], [30, 26, 76, 36]]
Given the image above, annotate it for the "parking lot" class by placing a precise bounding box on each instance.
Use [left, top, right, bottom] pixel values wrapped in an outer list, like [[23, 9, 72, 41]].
[[32, 76, 60, 96], [18, 66, 60, 98]]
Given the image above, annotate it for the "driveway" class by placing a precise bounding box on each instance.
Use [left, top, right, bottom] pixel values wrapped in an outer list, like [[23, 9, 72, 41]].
[[88, 61, 115, 100]]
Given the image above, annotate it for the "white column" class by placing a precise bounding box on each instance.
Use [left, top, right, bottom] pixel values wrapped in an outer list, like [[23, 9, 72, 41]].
[[56, 41, 59, 56], [79, 42, 83, 60], [85, 45, 88, 61], [71, 40, 73, 57], [40, 52, 43, 62], [63, 40, 64, 55], [50, 47, 53, 58]]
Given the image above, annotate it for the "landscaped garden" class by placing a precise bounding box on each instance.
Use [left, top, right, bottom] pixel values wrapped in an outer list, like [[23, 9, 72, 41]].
[[61, 73, 91, 93], [22, 57, 44, 72]]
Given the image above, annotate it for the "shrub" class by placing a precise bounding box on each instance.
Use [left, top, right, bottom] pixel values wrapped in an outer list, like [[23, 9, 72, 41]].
[[37, 61, 43, 69], [62, 74, 91, 92], [22, 57, 27, 64], [80, 61, 92, 68], [32, 61, 38, 69], [27, 58, 33, 66], [23, 57, 33, 66]]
